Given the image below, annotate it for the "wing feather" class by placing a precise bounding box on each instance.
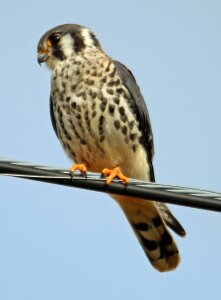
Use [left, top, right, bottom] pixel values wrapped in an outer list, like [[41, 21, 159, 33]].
[[114, 60, 155, 180], [50, 95, 58, 137]]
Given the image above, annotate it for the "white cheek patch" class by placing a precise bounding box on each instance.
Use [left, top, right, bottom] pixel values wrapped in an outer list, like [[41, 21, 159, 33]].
[[81, 28, 94, 47], [61, 33, 75, 57]]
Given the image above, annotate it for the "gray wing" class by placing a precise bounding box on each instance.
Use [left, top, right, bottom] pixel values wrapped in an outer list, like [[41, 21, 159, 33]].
[[113, 60, 155, 181], [156, 202, 186, 237], [114, 61, 186, 237], [50, 94, 58, 137]]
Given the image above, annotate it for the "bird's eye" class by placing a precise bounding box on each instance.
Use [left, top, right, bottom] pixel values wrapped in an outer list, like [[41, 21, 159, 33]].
[[47, 34, 61, 47]]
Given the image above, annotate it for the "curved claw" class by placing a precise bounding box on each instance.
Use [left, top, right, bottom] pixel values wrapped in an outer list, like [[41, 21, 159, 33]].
[[101, 167, 129, 185], [70, 163, 87, 179]]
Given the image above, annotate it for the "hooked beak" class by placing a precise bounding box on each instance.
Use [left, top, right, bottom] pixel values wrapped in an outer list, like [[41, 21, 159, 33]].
[[37, 52, 48, 65]]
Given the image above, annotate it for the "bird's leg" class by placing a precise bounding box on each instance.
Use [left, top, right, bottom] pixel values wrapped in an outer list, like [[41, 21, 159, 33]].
[[70, 163, 87, 178], [102, 167, 129, 185]]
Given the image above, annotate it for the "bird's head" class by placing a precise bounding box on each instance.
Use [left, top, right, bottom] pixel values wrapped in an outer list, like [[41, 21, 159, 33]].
[[37, 24, 101, 69]]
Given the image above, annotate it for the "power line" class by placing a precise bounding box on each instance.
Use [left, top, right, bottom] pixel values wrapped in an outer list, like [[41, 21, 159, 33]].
[[0, 157, 221, 212]]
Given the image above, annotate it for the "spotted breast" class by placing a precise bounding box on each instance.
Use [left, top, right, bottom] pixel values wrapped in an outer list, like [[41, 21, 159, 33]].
[[38, 24, 186, 272]]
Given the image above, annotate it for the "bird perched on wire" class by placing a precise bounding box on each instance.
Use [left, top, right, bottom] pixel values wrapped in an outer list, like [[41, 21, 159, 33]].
[[37, 24, 186, 272]]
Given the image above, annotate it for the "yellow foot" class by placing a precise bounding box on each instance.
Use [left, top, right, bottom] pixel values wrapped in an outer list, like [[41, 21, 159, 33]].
[[102, 167, 129, 185], [70, 163, 87, 177]]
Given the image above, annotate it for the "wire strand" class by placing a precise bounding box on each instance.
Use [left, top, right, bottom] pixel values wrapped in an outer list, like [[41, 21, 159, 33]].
[[0, 157, 221, 212]]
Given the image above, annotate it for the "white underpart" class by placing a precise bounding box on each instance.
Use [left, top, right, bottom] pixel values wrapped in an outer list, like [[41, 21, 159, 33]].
[[51, 50, 150, 182]]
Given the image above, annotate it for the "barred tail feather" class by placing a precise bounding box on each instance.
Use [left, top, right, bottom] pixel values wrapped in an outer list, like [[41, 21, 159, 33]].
[[112, 195, 181, 272]]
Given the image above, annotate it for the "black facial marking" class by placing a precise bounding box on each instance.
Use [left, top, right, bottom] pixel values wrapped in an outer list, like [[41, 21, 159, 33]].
[[70, 32, 85, 52], [53, 45, 66, 61]]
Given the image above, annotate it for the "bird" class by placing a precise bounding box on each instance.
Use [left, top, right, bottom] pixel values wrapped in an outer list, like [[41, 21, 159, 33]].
[[37, 24, 186, 272]]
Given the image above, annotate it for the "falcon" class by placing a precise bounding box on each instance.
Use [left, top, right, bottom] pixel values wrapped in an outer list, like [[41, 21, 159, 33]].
[[37, 24, 186, 272]]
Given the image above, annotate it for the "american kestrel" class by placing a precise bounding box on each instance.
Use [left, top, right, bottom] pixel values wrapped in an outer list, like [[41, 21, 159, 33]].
[[37, 24, 186, 272]]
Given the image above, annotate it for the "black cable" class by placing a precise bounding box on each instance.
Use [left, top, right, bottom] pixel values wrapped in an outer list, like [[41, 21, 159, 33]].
[[0, 157, 221, 212]]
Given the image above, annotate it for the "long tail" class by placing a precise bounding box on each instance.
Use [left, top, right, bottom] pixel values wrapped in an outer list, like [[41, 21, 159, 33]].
[[112, 195, 182, 272]]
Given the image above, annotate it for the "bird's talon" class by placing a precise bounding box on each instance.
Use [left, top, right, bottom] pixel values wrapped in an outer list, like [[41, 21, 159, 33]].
[[101, 167, 129, 185], [70, 171, 74, 180], [100, 173, 106, 179], [82, 172, 87, 179], [70, 163, 87, 179]]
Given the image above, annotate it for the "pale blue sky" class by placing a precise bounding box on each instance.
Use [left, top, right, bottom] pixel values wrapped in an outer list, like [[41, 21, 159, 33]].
[[0, 1, 221, 299]]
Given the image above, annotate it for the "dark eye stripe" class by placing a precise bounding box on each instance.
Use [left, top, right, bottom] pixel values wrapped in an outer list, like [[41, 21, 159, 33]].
[[53, 45, 66, 61], [70, 32, 85, 52]]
